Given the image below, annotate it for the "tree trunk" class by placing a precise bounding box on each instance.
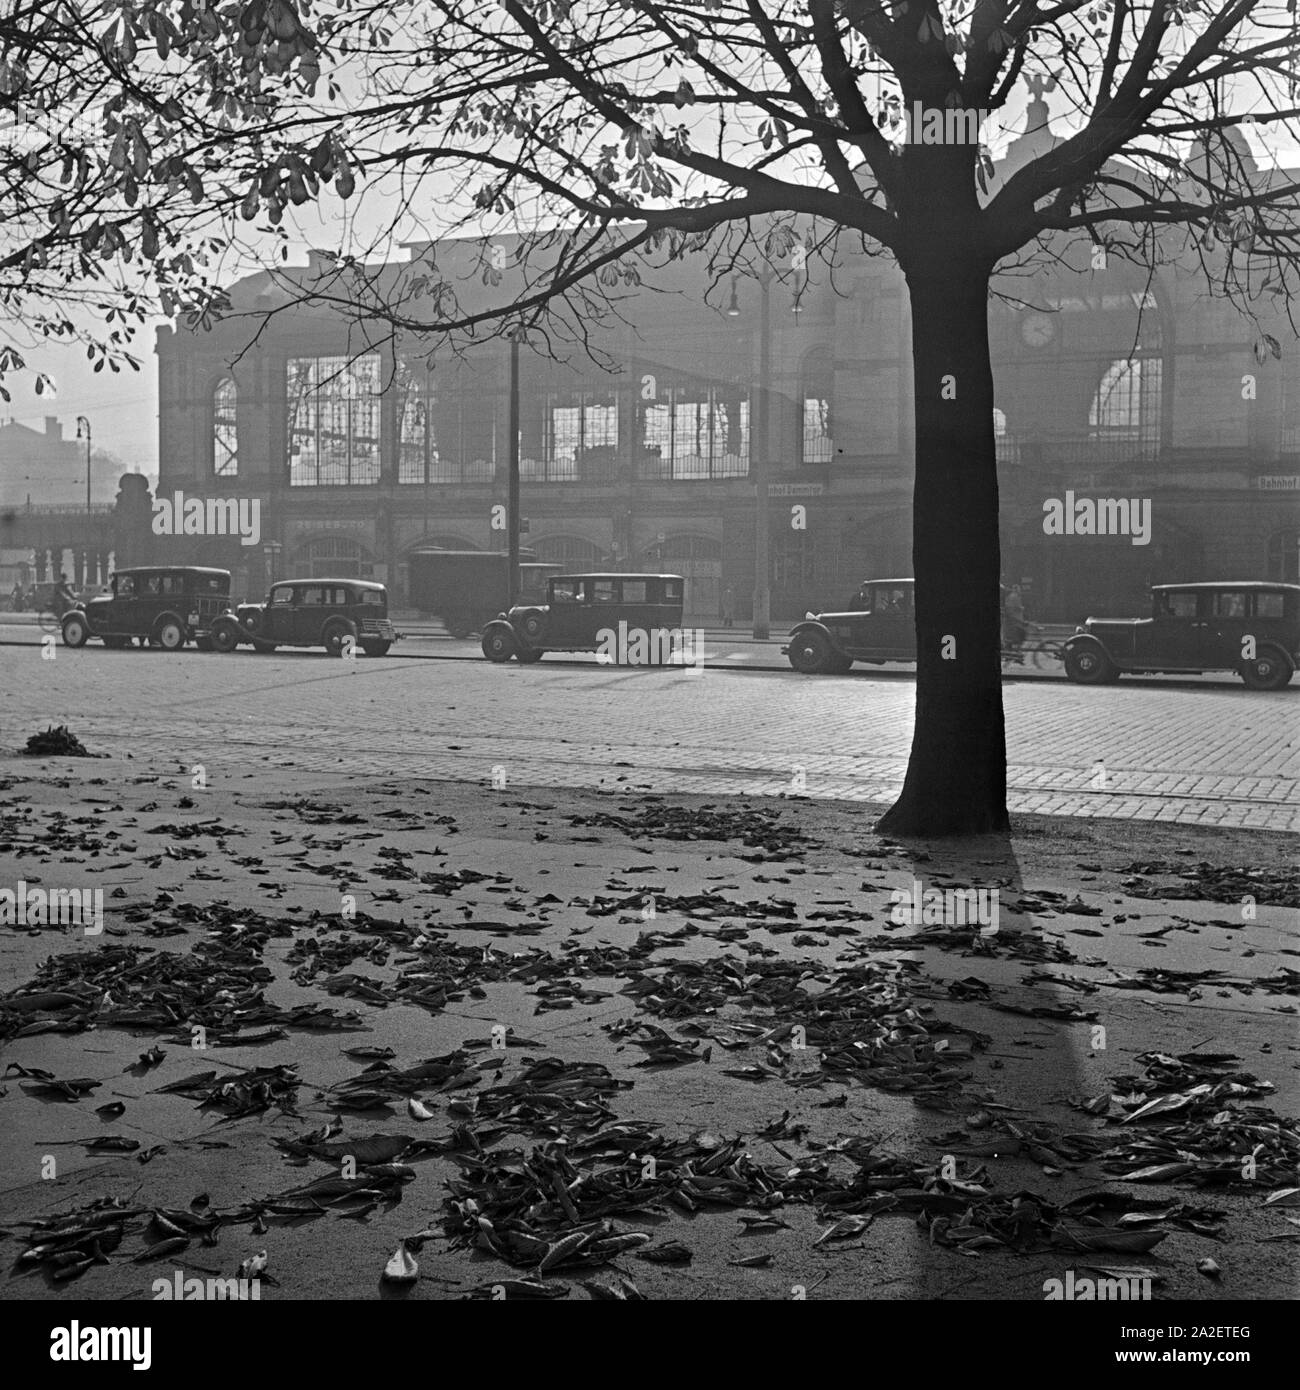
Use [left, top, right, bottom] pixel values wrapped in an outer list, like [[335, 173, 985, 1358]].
[[876, 254, 1009, 837]]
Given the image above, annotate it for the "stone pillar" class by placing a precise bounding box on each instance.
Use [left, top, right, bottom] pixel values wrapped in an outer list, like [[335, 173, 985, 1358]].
[[73, 549, 86, 587]]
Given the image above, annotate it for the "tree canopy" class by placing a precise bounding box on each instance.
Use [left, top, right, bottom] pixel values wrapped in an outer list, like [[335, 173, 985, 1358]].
[[2, 2, 1298, 364]]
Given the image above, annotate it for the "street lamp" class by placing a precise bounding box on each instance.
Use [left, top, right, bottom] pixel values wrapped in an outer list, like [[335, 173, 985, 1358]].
[[75, 415, 91, 508], [729, 269, 775, 638]]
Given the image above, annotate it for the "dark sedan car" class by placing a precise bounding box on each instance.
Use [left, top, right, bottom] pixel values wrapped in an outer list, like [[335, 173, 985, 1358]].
[[1062, 582, 1299, 689], [481, 573, 686, 663], [60, 567, 232, 651], [784, 579, 916, 673], [211, 578, 396, 657]]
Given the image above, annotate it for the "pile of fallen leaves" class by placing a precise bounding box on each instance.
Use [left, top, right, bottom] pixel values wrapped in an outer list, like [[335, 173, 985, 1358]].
[[0, 923, 364, 1043], [23, 725, 101, 758], [565, 798, 811, 860], [157, 1064, 302, 1120], [1072, 1051, 1300, 1188], [1121, 860, 1300, 908]]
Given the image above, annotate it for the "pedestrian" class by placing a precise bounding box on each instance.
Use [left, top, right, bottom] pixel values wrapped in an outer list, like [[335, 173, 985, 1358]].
[[721, 586, 735, 628], [1003, 583, 1026, 658]]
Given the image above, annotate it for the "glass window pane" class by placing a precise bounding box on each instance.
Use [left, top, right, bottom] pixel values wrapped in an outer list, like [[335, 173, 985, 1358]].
[[287, 354, 382, 486], [213, 378, 238, 477]]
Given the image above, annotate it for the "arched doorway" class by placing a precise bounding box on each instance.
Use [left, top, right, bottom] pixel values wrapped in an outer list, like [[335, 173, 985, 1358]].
[[294, 536, 375, 579], [641, 534, 721, 621]]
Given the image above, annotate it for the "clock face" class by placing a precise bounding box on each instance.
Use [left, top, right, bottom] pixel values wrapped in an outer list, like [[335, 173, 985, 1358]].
[[1021, 313, 1055, 347]]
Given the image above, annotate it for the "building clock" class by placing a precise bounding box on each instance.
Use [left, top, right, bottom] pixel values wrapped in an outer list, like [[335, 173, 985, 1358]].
[[1021, 313, 1056, 348]]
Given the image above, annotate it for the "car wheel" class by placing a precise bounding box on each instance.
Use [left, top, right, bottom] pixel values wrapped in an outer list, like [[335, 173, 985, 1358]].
[[1240, 652, 1293, 691], [516, 608, 547, 644], [323, 619, 357, 658], [155, 618, 186, 651], [1063, 644, 1115, 685], [482, 627, 517, 663], [60, 613, 89, 648], [360, 640, 391, 658], [516, 647, 543, 664], [787, 630, 833, 674], [210, 620, 241, 654]]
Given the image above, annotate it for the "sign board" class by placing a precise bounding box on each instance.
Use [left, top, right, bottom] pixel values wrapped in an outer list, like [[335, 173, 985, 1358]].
[[1257, 475, 1300, 490], [767, 483, 825, 498]]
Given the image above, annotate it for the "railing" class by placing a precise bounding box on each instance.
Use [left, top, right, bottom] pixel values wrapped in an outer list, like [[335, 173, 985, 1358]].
[[636, 454, 750, 482], [1012, 436, 1162, 469], [14, 503, 114, 515]]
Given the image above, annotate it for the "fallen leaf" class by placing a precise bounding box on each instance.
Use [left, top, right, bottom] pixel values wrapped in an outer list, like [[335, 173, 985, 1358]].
[[382, 1241, 419, 1284]]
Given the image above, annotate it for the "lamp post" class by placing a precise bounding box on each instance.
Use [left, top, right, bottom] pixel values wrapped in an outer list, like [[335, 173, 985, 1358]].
[[727, 271, 773, 639], [507, 331, 521, 605], [75, 415, 91, 509]]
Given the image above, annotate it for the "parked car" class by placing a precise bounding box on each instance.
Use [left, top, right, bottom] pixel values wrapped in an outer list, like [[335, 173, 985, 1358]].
[[481, 573, 685, 663], [1062, 581, 1299, 689], [60, 567, 232, 651], [784, 579, 916, 674], [408, 549, 563, 637], [211, 578, 397, 657]]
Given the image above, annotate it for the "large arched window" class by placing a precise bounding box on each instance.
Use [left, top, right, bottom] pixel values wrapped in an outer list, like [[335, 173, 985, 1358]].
[[1089, 357, 1162, 459], [801, 348, 834, 464], [213, 377, 238, 477], [293, 536, 374, 579], [1268, 529, 1299, 584]]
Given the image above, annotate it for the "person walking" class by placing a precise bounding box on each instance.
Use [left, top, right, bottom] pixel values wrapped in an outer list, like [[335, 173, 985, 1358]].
[[1002, 583, 1026, 660]]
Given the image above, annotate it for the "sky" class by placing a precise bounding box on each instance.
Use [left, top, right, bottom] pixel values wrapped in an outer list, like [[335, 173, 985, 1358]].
[[3, 16, 1298, 473]]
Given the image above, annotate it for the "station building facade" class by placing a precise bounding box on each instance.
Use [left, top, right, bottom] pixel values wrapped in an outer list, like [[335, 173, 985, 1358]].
[[154, 218, 1300, 625]]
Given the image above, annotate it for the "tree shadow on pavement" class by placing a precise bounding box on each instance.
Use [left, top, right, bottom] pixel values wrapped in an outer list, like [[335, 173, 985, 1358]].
[[882, 829, 1093, 1302]]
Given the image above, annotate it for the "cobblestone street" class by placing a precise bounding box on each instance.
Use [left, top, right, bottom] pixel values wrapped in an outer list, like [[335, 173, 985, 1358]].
[[1, 641, 1296, 829]]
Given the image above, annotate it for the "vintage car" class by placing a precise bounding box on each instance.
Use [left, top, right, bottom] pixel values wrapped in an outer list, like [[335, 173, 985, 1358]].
[[481, 573, 686, 663], [1062, 581, 1299, 689], [60, 567, 232, 651], [784, 578, 916, 674], [210, 578, 397, 657]]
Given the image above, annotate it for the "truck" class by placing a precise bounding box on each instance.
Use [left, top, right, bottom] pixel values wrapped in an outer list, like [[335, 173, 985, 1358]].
[[407, 549, 562, 637]]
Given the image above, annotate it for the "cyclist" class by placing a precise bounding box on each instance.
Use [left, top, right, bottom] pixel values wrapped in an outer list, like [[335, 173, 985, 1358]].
[[52, 573, 77, 616]]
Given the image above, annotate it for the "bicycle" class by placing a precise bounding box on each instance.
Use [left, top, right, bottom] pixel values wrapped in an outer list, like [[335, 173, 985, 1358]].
[[1001, 621, 1064, 671]]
